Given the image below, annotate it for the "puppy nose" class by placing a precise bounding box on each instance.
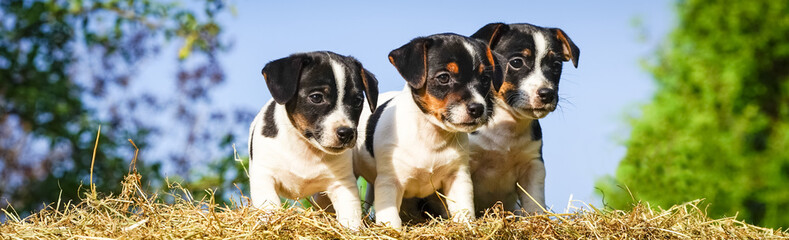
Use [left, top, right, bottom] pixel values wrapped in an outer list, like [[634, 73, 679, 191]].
[[467, 103, 485, 119], [537, 88, 555, 103], [336, 127, 355, 143]]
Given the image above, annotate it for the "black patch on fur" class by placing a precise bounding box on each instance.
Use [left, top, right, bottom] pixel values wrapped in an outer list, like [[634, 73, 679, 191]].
[[472, 23, 579, 110], [262, 54, 307, 104], [395, 34, 499, 124], [531, 120, 544, 162], [277, 52, 374, 145], [262, 102, 278, 138], [389, 37, 433, 89], [365, 99, 392, 157], [471, 23, 511, 49], [249, 121, 257, 161], [283, 54, 336, 143], [530, 120, 542, 141], [531, 120, 545, 162]]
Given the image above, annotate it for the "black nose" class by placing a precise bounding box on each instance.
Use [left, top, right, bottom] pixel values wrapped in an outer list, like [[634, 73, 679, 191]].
[[537, 88, 555, 103], [336, 127, 355, 143], [467, 103, 485, 119]]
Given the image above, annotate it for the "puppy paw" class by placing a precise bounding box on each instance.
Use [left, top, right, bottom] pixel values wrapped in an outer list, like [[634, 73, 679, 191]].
[[375, 210, 403, 229], [450, 209, 475, 223], [337, 217, 362, 231]]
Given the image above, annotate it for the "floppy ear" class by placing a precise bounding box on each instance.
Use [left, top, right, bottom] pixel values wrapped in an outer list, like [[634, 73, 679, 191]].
[[553, 28, 580, 68], [471, 23, 510, 49], [490, 50, 505, 92], [261, 54, 309, 104], [359, 67, 379, 112], [479, 44, 505, 92], [388, 37, 433, 89]]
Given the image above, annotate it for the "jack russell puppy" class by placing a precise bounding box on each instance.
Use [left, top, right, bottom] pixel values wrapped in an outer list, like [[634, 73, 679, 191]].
[[248, 51, 378, 229], [353, 33, 503, 227], [468, 23, 579, 215]]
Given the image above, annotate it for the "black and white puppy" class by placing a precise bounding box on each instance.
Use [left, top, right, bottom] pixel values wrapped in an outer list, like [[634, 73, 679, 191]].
[[467, 23, 579, 215], [353, 33, 503, 227], [248, 51, 378, 229]]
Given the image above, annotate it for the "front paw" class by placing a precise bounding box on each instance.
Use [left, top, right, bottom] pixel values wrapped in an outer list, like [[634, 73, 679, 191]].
[[375, 209, 403, 229], [337, 217, 362, 230], [451, 209, 475, 223], [253, 208, 279, 226]]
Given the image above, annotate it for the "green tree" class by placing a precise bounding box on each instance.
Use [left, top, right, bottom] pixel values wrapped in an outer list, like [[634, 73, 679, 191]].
[[597, 0, 789, 228], [0, 0, 247, 215]]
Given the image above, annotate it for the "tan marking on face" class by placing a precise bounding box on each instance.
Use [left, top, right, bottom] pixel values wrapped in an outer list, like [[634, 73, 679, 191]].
[[522, 49, 532, 57], [388, 56, 395, 65], [495, 81, 516, 99], [447, 62, 459, 74], [289, 112, 310, 133], [414, 88, 453, 121], [479, 63, 485, 74], [262, 72, 268, 80]]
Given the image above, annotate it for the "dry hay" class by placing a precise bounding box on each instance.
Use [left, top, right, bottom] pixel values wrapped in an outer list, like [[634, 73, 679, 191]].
[[1, 173, 786, 240]]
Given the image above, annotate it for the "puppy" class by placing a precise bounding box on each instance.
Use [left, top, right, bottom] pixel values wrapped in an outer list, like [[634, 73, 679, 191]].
[[353, 33, 503, 227], [467, 23, 579, 215], [248, 51, 378, 229]]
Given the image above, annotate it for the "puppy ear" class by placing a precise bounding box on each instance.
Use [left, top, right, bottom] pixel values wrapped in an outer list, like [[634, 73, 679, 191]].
[[479, 44, 505, 92], [262, 54, 309, 104], [471, 23, 510, 49], [388, 37, 433, 89], [553, 28, 580, 68], [359, 67, 379, 112], [490, 50, 505, 92]]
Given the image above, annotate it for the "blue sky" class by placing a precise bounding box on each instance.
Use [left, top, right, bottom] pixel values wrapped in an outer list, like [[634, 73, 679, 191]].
[[142, 1, 675, 210]]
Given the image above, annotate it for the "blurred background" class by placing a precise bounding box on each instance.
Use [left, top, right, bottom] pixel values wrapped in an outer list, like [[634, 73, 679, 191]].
[[2, 0, 787, 228]]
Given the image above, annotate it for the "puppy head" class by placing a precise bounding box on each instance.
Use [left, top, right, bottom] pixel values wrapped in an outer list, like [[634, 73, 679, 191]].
[[472, 23, 580, 119], [388, 33, 503, 132], [262, 51, 379, 154]]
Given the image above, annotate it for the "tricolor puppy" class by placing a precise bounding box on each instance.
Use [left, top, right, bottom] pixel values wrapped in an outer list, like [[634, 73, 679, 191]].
[[248, 51, 378, 229], [467, 23, 579, 215], [353, 33, 503, 228]]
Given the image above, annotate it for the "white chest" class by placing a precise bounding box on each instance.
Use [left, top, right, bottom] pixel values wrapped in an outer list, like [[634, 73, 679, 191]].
[[251, 135, 352, 199], [468, 119, 543, 193]]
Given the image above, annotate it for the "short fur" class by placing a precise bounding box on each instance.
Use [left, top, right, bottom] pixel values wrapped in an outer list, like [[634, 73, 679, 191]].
[[468, 23, 579, 215], [353, 33, 503, 228], [249, 51, 378, 229]]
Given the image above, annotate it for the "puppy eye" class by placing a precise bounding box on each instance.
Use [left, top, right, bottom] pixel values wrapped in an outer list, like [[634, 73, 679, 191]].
[[509, 58, 524, 69], [308, 93, 324, 104], [436, 73, 451, 84], [481, 74, 491, 83], [352, 95, 364, 108], [553, 60, 562, 67]]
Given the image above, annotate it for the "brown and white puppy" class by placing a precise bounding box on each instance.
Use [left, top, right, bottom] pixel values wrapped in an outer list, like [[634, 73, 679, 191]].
[[353, 33, 503, 227], [248, 51, 378, 229], [468, 23, 579, 215]]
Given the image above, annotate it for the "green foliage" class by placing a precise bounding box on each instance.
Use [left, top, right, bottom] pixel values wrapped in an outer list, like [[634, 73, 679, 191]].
[[597, 0, 789, 228], [0, 0, 237, 216]]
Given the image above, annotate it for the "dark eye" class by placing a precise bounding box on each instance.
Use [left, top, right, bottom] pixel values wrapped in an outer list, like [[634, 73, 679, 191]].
[[308, 93, 324, 104], [481, 74, 491, 83], [509, 58, 524, 69], [552, 60, 562, 68], [353, 95, 364, 108], [436, 73, 451, 84]]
